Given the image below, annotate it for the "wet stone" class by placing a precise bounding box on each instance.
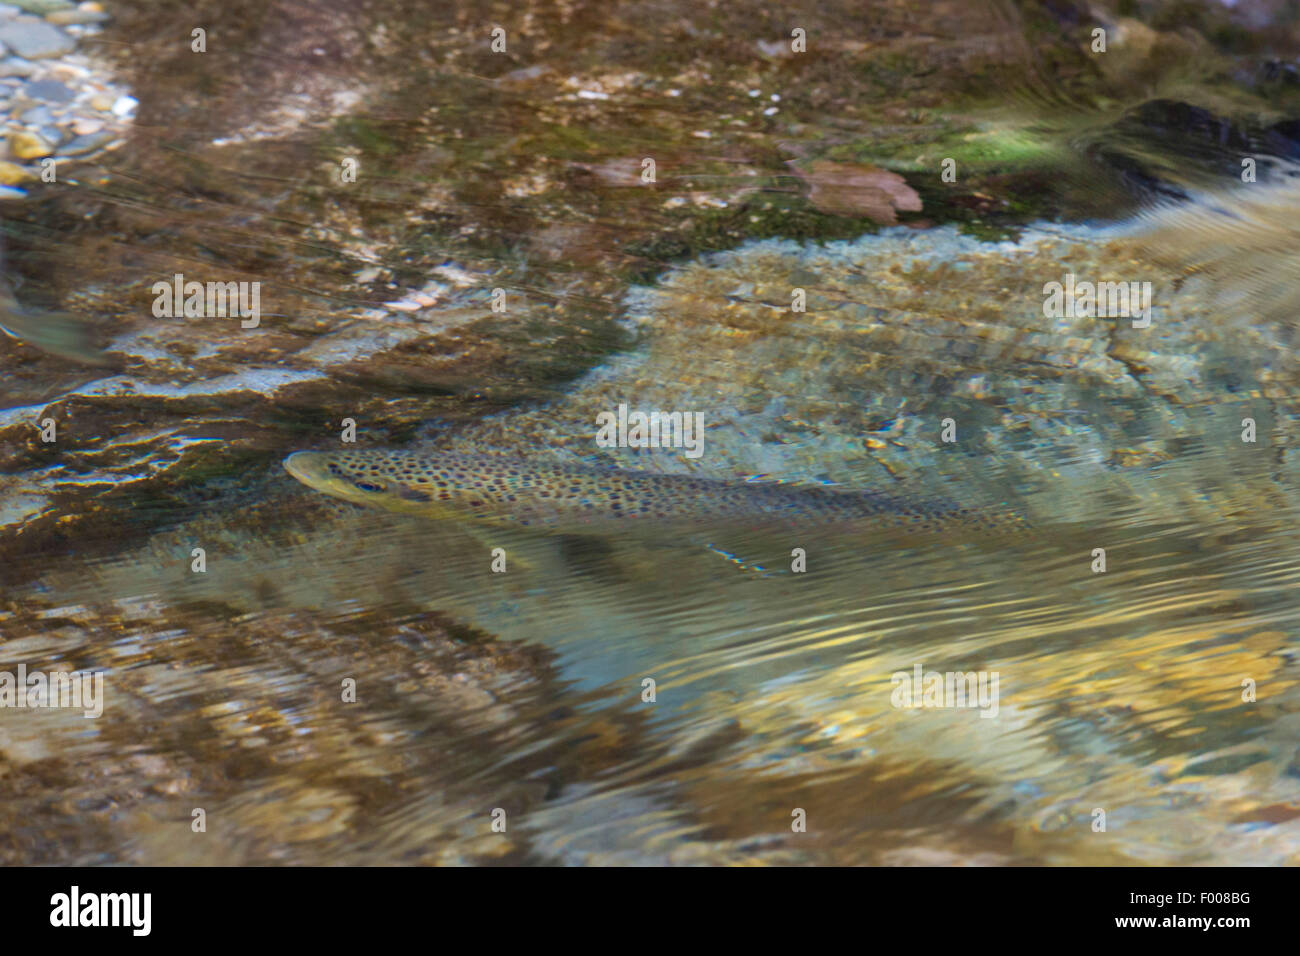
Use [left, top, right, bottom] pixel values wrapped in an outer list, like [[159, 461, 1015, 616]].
[[54, 128, 109, 155], [22, 76, 70, 102], [45, 8, 106, 25], [0, 16, 74, 59], [0, 56, 35, 76], [8, 0, 72, 12], [0, 158, 30, 183], [7, 128, 50, 157], [19, 104, 52, 125]]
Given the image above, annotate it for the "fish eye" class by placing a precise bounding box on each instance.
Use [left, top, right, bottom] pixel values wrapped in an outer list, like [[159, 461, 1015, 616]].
[[354, 480, 385, 493]]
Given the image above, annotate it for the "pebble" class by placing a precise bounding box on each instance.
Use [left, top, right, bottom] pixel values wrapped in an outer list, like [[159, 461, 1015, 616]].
[[18, 104, 52, 124], [8, 128, 50, 157], [110, 93, 135, 117], [49, 59, 86, 79], [69, 115, 99, 134], [0, 5, 20, 21], [22, 76, 69, 101], [55, 128, 110, 155], [383, 299, 423, 313], [0, 16, 75, 59], [0, 158, 32, 183], [0, 183, 26, 198], [45, 9, 107, 25], [9, 0, 73, 13], [0, 56, 35, 76]]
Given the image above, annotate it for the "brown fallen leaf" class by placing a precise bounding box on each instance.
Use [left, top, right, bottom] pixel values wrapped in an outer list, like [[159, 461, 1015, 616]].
[[790, 160, 922, 223]]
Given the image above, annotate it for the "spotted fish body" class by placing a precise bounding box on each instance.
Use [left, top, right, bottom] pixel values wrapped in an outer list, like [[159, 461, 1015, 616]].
[[283, 449, 1027, 538]]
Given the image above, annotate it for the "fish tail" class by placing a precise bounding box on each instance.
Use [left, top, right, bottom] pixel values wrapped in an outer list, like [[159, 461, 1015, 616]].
[[1, 305, 109, 365]]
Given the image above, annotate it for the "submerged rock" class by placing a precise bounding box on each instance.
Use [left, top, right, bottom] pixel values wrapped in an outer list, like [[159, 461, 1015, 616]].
[[0, 16, 73, 58], [440, 186, 1300, 531], [0, 590, 564, 864]]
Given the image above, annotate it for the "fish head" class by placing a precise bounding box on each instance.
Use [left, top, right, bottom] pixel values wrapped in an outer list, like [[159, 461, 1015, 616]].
[[282, 449, 492, 520]]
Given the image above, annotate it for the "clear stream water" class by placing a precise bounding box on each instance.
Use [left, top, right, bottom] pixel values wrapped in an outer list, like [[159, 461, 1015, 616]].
[[2, 0, 1300, 864]]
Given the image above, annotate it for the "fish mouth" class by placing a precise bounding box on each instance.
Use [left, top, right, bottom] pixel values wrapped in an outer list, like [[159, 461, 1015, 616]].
[[283, 451, 329, 489], [284, 450, 439, 514]]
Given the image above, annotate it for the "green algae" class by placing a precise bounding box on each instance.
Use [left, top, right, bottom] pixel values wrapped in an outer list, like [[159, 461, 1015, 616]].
[[623, 193, 883, 281]]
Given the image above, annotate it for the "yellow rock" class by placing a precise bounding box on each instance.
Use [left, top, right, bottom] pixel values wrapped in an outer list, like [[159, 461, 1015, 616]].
[[0, 160, 33, 185], [8, 132, 52, 160]]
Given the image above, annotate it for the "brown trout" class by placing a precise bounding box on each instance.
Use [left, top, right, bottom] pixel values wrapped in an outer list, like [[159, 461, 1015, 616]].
[[283, 449, 1028, 539]]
